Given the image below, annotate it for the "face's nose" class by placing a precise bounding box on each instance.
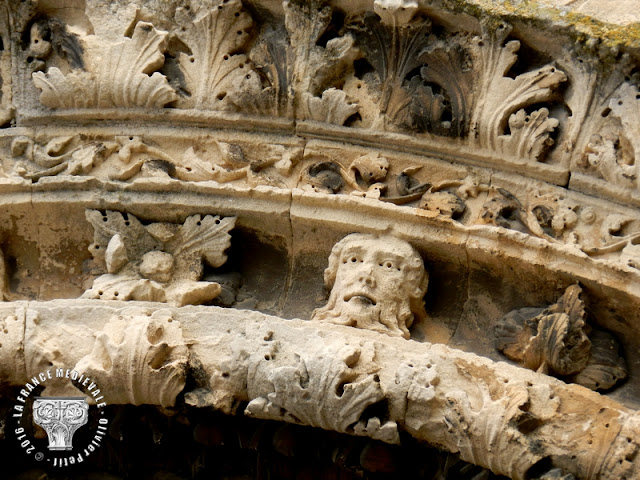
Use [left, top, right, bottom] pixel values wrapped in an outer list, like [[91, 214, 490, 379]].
[[358, 264, 376, 288]]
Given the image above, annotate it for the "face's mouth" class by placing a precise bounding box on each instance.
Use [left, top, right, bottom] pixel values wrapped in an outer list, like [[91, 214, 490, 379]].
[[344, 293, 377, 306]]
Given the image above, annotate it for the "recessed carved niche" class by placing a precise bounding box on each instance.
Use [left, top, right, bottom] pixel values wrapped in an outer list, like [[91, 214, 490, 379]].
[[1, 0, 640, 479]]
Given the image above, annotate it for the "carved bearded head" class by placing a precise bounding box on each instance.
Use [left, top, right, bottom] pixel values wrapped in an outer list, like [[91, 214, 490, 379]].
[[312, 233, 429, 339]]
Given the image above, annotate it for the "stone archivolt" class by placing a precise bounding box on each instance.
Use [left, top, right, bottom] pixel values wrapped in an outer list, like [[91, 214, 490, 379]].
[[0, 300, 638, 479], [1, 1, 640, 479]]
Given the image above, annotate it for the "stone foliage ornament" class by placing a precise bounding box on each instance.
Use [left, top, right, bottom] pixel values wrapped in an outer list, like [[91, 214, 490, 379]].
[[179, 305, 640, 480], [246, 340, 400, 444], [312, 233, 428, 339], [81, 210, 236, 306], [75, 311, 188, 408], [175, 0, 253, 111], [32, 21, 177, 109], [2, 0, 640, 478], [495, 284, 627, 391]]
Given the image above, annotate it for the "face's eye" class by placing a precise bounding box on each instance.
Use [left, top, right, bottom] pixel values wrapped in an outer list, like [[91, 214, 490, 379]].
[[378, 261, 395, 269]]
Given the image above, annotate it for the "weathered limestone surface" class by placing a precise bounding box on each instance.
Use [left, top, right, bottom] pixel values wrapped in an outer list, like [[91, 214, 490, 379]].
[[1, 0, 640, 478], [1, 299, 639, 479]]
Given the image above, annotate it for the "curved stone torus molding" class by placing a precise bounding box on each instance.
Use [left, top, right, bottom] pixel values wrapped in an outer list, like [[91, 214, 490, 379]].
[[1, 300, 639, 479]]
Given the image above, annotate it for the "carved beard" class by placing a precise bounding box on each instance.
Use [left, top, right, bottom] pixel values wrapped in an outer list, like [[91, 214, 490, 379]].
[[312, 289, 413, 339]]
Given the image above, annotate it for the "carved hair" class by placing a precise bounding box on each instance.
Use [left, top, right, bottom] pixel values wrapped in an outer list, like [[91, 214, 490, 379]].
[[322, 233, 429, 328]]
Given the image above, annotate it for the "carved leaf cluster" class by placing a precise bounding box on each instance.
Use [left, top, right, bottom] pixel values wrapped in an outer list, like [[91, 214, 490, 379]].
[[26, 2, 574, 161], [74, 313, 188, 407], [495, 285, 627, 390], [353, 13, 432, 128], [468, 24, 566, 160], [81, 210, 235, 306], [33, 23, 177, 109], [226, 0, 359, 123], [412, 42, 473, 137], [245, 342, 398, 443], [175, 0, 253, 109], [351, 16, 565, 160], [444, 383, 546, 477]]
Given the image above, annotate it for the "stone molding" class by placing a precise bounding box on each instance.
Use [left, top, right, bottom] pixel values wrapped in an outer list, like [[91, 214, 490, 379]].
[[1, 1, 640, 478], [0, 300, 638, 480]]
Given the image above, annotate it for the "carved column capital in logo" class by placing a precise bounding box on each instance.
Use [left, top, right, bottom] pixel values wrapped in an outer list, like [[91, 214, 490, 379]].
[[33, 397, 89, 451], [312, 233, 428, 339]]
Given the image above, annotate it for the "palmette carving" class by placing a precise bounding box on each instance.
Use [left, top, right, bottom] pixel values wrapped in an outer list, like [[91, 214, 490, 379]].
[[81, 210, 235, 306], [175, 0, 253, 110], [412, 41, 474, 137], [352, 12, 432, 130], [312, 233, 428, 339], [32, 22, 177, 109], [74, 312, 188, 407]]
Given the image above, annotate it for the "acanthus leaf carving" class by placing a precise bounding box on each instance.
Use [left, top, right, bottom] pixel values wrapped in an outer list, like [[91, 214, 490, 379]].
[[167, 213, 235, 280], [11, 135, 120, 181], [352, 13, 432, 130], [468, 23, 566, 161], [81, 210, 235, 306], [32, 22, 177, 109], [495, 284, 627, 391], [300, 88, 358, 125], [245, 340, 399, 444], [412, 41, 474, 137], [568, 330, 628, 391], [74, 311, 188, 407], [441, 382, 548, 478], [227, 0, 359, 123], [175, 0, 253, 110]]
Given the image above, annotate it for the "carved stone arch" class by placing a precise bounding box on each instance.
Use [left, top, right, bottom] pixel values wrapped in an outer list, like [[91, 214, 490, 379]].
[[1, 1, 640, 479]]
